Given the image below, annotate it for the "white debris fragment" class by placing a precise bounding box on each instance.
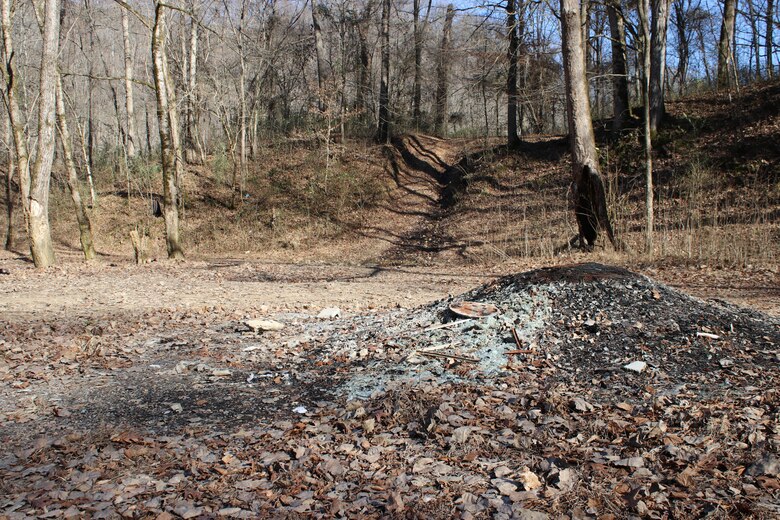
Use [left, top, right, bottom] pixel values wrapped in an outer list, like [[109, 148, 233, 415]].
[[317, 307, 341, 319], [245, 319, 285, 332], [696, 331, 720, 340], [623, 361, 648, 373], [293, 406, 308, 414], [170, 403, 183, 413]]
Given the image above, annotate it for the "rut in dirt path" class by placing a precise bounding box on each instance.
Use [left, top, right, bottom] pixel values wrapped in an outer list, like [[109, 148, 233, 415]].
[[373, 134, 476, 265]]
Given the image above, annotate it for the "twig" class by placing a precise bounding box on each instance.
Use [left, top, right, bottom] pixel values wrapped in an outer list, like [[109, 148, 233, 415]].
[[419, 342, 458, 352], [511, 327, 523, 349], [417, 351, 479, 363], [424, 319, 471, 331]]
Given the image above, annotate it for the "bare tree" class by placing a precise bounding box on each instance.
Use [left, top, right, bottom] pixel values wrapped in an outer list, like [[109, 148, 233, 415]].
[[3, 113, 13, 250], [506, 0, 521, 146], [560, 0, 618, 250], [766, 0, 774, 77], [638, 0, 654, 251], [376, 0, 390, 143], [412, 0, 432, 129], [152, 0, 184, 259], [718, 0, 738, 88], [650, 0, 671, 131], [121, 8, 138, 158], [183, 1, 202, 164], [607, 0, 630, 131], [433, 4, 455, 137], [312, 1, 331, 112], [55, 74, 97, 261], [29, 0, 98, 261]]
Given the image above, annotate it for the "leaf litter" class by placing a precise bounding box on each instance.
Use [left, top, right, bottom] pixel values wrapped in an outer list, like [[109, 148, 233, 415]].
[[1, 262, 779, 518]]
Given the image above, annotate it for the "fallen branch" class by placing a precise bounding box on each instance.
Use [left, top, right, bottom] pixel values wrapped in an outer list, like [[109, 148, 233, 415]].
[[424, 319, 472, 332], [417, 351, 479, 363]]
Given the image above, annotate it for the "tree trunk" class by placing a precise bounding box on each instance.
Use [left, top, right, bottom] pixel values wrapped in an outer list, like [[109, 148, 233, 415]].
[[413, 0, 422, 128], [746, 0, 761, 78], [356, 3, 373, 121], [673, 0, 690, 91], [767, 0, 774, 77], [433, 4, 455, 137], [183, 5, 202, 164], [4, 115, 14, 250], [718, 0, 738, 88], [650, 0, 671, 131], [376, 0, 390, 143], [607, 0, 630, 132], [506, 0, 521, 146], [311, 1, 330, 112], [560, 0, 618, 250], [152, 1, 184, 259], [55, 74, 96, 261], [23, 0, 60, 267], [121, 8, 137, 158], [639, 0, 654, 252]]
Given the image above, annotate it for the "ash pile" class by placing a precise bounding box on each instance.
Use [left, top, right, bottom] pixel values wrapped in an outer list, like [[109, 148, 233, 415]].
[[299, 262, 780, 518]]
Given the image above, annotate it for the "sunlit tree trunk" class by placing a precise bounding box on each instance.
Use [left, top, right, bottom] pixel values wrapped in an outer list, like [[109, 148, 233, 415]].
[[19, 0, 60, 267], [152, 1, 184, 259], [433, 4, 454, 137], [560, 0, 618, 250], [718, 0, 737, 88], [121, 8, 137, 158], [650, 0, 671, 131], [638, 0, 654, 252], [506, 0, 521, 146], [311, 1, 330, 112], [376, 0, 390, 143]]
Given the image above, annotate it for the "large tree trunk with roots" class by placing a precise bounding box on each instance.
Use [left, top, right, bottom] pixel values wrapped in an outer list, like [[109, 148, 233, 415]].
[[152, 1, 184, 259], [560, 0, 618, 250], [506, 0, 521, 147], [718, 0, 738, 88], [376, 0, 390, 143], [433, 4, 455, 138], [649, 0, 671, 131], [25, 0, 60, 267], [607, 0, 630, 132]]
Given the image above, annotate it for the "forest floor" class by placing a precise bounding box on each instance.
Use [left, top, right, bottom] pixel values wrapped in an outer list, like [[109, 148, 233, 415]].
[[2, 84, 780, 518]]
